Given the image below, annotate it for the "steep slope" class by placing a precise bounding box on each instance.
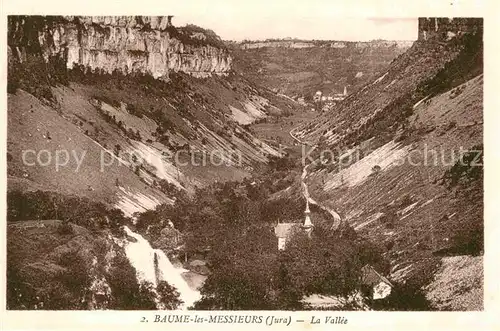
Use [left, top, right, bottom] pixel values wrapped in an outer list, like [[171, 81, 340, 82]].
[[6, 15, 304, 311], [229, 39, 412, 100], [7, 15, 297, 216], [7, 219, 118, 309], [295, 18, 483, 310], [295, 18, 483, 146], [7, 89, 170, 214]]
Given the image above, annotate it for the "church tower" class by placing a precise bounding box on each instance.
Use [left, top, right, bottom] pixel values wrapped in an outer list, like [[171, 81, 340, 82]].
[[302, 201, 314, 236]]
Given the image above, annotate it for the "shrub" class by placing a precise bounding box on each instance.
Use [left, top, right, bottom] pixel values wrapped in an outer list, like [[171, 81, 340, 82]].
[[372, 282, 432, 311], [114, 144, 121, 157], [442, 144, 483, 188], [371, 165, 381, 174], [56, 220, 74, 235], [379, 207, 397, 229], [7, 190, 130, 231], [157, 281, 183, 309], [126, 103, 145, 118]]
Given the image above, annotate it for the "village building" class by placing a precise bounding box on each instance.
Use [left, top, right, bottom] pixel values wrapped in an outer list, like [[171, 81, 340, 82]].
[[302, 201, 314, 235], [317, 86, 348, 107], [360, 264, 393, 300], [274, 201, 315, 250], [313, 90, 323, 102], [274, 222, 300, 250], [332, 86, 348, 101]]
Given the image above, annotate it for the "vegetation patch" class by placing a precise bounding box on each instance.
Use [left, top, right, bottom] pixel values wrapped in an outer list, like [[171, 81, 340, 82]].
[[442, 144, 483, 188]]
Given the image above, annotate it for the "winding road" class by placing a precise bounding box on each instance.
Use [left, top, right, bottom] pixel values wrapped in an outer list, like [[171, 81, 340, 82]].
[[289, 128, 342, 231]]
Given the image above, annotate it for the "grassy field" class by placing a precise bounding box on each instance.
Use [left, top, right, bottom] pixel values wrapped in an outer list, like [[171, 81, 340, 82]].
[[251, 109, 317, 147]]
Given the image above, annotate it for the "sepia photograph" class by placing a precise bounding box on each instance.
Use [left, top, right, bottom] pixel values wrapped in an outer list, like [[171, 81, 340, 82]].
[[4, 2, 486, 316]]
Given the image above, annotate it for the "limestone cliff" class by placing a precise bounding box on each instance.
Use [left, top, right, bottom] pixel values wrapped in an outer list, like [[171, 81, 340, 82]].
[[7, 16, 232, 79], [417, 17, 483, 42], [237, 39, 414, 50]]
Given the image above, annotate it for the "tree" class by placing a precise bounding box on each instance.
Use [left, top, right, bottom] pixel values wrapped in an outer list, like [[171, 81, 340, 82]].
[[107, 254, 144, 310], [281, 231, 364, 300], [273, 260, 305, 310], [194, 226, 279, 310], [136, 282, 158, 310], [114, 144, 121, 157], [372, 282, 432, 311], [157, 281, 183, 309]]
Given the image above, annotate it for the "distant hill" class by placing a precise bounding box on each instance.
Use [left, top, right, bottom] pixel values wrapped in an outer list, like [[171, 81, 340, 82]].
[[228, 39, 413, 101]]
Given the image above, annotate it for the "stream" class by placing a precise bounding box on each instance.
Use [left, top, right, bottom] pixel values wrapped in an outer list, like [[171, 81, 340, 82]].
[[117, 128, 341, 310], [123, 226, 201, 309]]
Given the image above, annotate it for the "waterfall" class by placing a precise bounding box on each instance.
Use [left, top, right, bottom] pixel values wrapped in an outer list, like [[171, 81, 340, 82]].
[[122, 226, 201, 309]]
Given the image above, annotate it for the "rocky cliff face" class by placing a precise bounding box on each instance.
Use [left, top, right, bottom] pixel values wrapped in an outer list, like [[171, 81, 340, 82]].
[[417, 17, 483, 41], [7, 16, 232, 79], [239, 41, 315, 49], [238, 39, 414, 50]]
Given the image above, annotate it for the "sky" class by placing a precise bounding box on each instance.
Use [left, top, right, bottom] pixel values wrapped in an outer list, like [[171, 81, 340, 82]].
[[175, 15, 418, 42], [170, 1, 420, 42], [4, 0, 485, 42]]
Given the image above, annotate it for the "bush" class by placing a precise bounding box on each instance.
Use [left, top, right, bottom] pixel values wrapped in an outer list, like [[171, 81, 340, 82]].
[[7, 190, 130, 231], [167, 24, 227, 49], [371, 165, 381, 174], [157, 281, 183, 309], [126, 103, 145, 118], [56, 221, 74, 235], [107, 254, 154, 309], [442, 144, 483, 188], [378, 206, 397, 229], [372, 282, 432, 311]]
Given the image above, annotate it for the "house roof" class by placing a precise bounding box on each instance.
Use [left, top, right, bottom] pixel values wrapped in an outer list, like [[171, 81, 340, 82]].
[[274, 223, 300, 238], [361, 264, 393, 287]]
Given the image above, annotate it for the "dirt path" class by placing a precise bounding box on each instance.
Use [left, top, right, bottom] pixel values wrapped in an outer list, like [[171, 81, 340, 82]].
[[290, 128, 342, 230]]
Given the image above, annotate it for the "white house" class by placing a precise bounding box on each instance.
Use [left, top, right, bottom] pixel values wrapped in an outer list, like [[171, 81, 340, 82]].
[[274, 201, 315, 250], [360, 264, 393, 300], [313, 91, 323, 102], [274, 223, 300, 250]]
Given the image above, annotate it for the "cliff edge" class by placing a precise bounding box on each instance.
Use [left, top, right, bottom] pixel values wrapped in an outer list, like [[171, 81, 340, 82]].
[[8, 16, 233, 79]]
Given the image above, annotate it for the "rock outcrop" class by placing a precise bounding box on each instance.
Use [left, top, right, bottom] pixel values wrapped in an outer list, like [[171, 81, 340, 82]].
[[238, 39, 414, 50], [7, 16, 232, 79], [417, 17, 483, 42]]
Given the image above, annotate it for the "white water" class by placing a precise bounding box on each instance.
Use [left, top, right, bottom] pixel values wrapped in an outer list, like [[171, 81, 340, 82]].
[[123, 226, 201, 309]]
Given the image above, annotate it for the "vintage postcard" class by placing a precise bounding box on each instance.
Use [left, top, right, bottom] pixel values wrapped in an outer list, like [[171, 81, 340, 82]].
[[1, 0, 497, 330]]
